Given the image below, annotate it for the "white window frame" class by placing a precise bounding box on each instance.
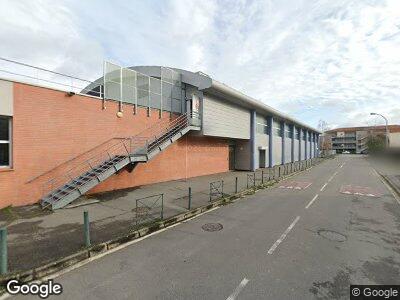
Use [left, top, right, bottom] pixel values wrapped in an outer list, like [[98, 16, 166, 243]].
[[0, 116, 12, 168]]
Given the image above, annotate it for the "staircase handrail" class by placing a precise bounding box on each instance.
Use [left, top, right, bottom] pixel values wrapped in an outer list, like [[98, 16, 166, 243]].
[[41, 112, 192, 198]]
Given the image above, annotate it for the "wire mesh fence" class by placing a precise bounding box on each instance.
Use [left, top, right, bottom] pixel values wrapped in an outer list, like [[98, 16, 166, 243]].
[[5, 157, 325, 273]]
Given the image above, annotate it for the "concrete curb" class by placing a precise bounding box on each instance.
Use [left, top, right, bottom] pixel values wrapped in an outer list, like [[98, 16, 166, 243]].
[[381, 174, 400, 198], [0, 157, 327, 291]]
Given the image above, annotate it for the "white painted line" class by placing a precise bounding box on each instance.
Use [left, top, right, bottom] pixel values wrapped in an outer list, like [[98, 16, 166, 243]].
[[320, 183, 328, 192], [267, 216, 300, 254], [305, 194, 319, 209], [304, 182, 312, 189], [226, 278, 250, 300]]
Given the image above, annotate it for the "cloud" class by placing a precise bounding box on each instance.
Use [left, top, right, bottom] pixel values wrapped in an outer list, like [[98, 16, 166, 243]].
[[0, 0, 399, 129]]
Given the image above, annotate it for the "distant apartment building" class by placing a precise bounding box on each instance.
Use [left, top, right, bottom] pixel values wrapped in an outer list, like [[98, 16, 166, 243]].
[[324, 125, 400, 154]]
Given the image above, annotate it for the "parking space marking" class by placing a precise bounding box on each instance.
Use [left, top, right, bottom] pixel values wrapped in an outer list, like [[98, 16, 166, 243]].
[[226, 278, 250, 300], [267, 216, 300, 254], [339, 185, 383, 197], [305, 194, 319, 209], [320, 183, 328, 192], [278, 181, 312, 190]]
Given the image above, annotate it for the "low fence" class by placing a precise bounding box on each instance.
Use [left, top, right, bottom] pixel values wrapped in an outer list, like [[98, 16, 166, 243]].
[[0, 157, 326, 276]]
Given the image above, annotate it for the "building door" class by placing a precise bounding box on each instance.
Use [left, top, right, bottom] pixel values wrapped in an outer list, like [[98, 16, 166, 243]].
[[259, 149, 266, 168], [228, 145, 235, 170]]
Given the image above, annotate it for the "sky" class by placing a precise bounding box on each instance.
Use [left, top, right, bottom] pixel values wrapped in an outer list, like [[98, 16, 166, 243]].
[[0, 0, 399, 130]]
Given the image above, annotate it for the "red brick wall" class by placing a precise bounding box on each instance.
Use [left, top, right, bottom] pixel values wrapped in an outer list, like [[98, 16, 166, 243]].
[[0, 82, 228, 208]]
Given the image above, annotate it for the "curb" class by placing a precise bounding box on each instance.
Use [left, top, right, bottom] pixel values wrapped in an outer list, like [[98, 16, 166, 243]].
[[0, 157, 327, 291], [381, 174, 400, 198]]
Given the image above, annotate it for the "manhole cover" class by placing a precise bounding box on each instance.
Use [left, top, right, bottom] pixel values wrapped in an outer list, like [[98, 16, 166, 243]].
[[318, 229, 347, 242], [202, 223, 223, 232], [132, 207, 150, 215]]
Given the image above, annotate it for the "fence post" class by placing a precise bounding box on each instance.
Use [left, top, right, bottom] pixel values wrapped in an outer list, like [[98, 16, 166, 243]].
[[188, 187, 192, 210], [235, 177, 238, 194], [0, 228, 7, 275], [83, 211, 91, 247], [161, 194, 164, 219]]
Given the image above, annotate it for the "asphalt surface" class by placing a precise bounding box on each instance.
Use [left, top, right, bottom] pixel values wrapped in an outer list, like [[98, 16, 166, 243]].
[[12, 155, 400, 299]]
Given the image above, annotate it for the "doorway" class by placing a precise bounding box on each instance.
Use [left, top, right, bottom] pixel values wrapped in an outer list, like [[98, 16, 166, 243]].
[[229, 145, 236, 170], [259, 149, 266, 168]]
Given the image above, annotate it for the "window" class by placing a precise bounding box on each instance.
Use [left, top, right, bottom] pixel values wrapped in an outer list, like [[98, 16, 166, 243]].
[[302, 130, 307, 141], [0, 116, 11, 167], [256, 117, 269, 134], [295, 128, 300, 140], [284, 125, 292, 138], [273, 121, 282, 137]]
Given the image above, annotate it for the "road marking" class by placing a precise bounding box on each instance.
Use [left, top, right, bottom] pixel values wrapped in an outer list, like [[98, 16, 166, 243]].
[[226, 278, 250, 300], [305, 194, 319, 209], [320, 183, 328, 192], [267, 216, 300, 254], [328, 171, 339, 182]]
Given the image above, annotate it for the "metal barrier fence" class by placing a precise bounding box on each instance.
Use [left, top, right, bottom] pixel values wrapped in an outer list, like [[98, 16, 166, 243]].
[[209, 180, 224, 201], [0, 57, 102, 98], [134, 194, 164, 227], [2, 157, 328, 274]]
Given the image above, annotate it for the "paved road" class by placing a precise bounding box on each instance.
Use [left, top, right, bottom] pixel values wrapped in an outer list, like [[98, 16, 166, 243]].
[[14, 155, 400, 299]]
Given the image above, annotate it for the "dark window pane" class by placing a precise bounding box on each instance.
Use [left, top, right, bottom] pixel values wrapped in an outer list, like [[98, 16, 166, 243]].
[[0, 143, 9, 166], [0, 117, 9, 140]]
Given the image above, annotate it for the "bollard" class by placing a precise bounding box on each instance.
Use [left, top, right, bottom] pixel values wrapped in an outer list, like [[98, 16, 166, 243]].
[[261, 170, 264, 184], [0, 228, 7, 275], [161, 194, 164, 219], [221, 180, 224, 195], [253, 172, 256, 187], [188, 187, 192, 210], [235, 177, 238, 194], [83, 211, 91, 247]]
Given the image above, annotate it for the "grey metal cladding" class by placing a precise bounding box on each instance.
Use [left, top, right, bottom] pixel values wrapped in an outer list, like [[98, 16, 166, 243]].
[[294, 142, 299, 162], [284, 139, 291, 163], [202, 94, 250, 139], [256, 133, 269, 168], [273, 136, 282, 166], [235, 140, 251, 170]]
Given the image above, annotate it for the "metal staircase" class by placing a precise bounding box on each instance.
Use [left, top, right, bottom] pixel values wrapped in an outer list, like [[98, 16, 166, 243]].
[[40, 112, 201, 210]]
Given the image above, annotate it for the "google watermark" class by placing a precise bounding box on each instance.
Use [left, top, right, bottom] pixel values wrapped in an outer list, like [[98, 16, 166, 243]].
[[6, 279, 63, 299], [351, 285, 400, 299]]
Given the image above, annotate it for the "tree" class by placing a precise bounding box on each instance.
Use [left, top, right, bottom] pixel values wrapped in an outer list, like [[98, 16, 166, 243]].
[[366, 134, 385, 154]]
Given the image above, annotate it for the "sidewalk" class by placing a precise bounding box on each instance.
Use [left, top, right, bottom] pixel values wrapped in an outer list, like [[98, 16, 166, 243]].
[[368, 155, 400, 196], [0, 159, 315, 273]]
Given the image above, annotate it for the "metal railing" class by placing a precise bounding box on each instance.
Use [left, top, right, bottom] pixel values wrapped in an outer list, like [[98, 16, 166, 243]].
[[0, 57, 102, 98], [209, 180, 224, 201], [134, 194, 164, 226], [42, 112, 199, 201]]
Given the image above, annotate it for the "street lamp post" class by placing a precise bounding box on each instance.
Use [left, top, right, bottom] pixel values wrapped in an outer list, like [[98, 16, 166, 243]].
[[370, 113, 389, 148]]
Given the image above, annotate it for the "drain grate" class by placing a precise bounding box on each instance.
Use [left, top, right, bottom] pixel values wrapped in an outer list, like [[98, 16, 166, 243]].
[[202, 223, 223, 232], [318, 229, 347, 242]]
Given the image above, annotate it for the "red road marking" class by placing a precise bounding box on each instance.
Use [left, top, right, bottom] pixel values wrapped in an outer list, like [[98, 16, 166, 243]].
[[339, 185, 383, 197]]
